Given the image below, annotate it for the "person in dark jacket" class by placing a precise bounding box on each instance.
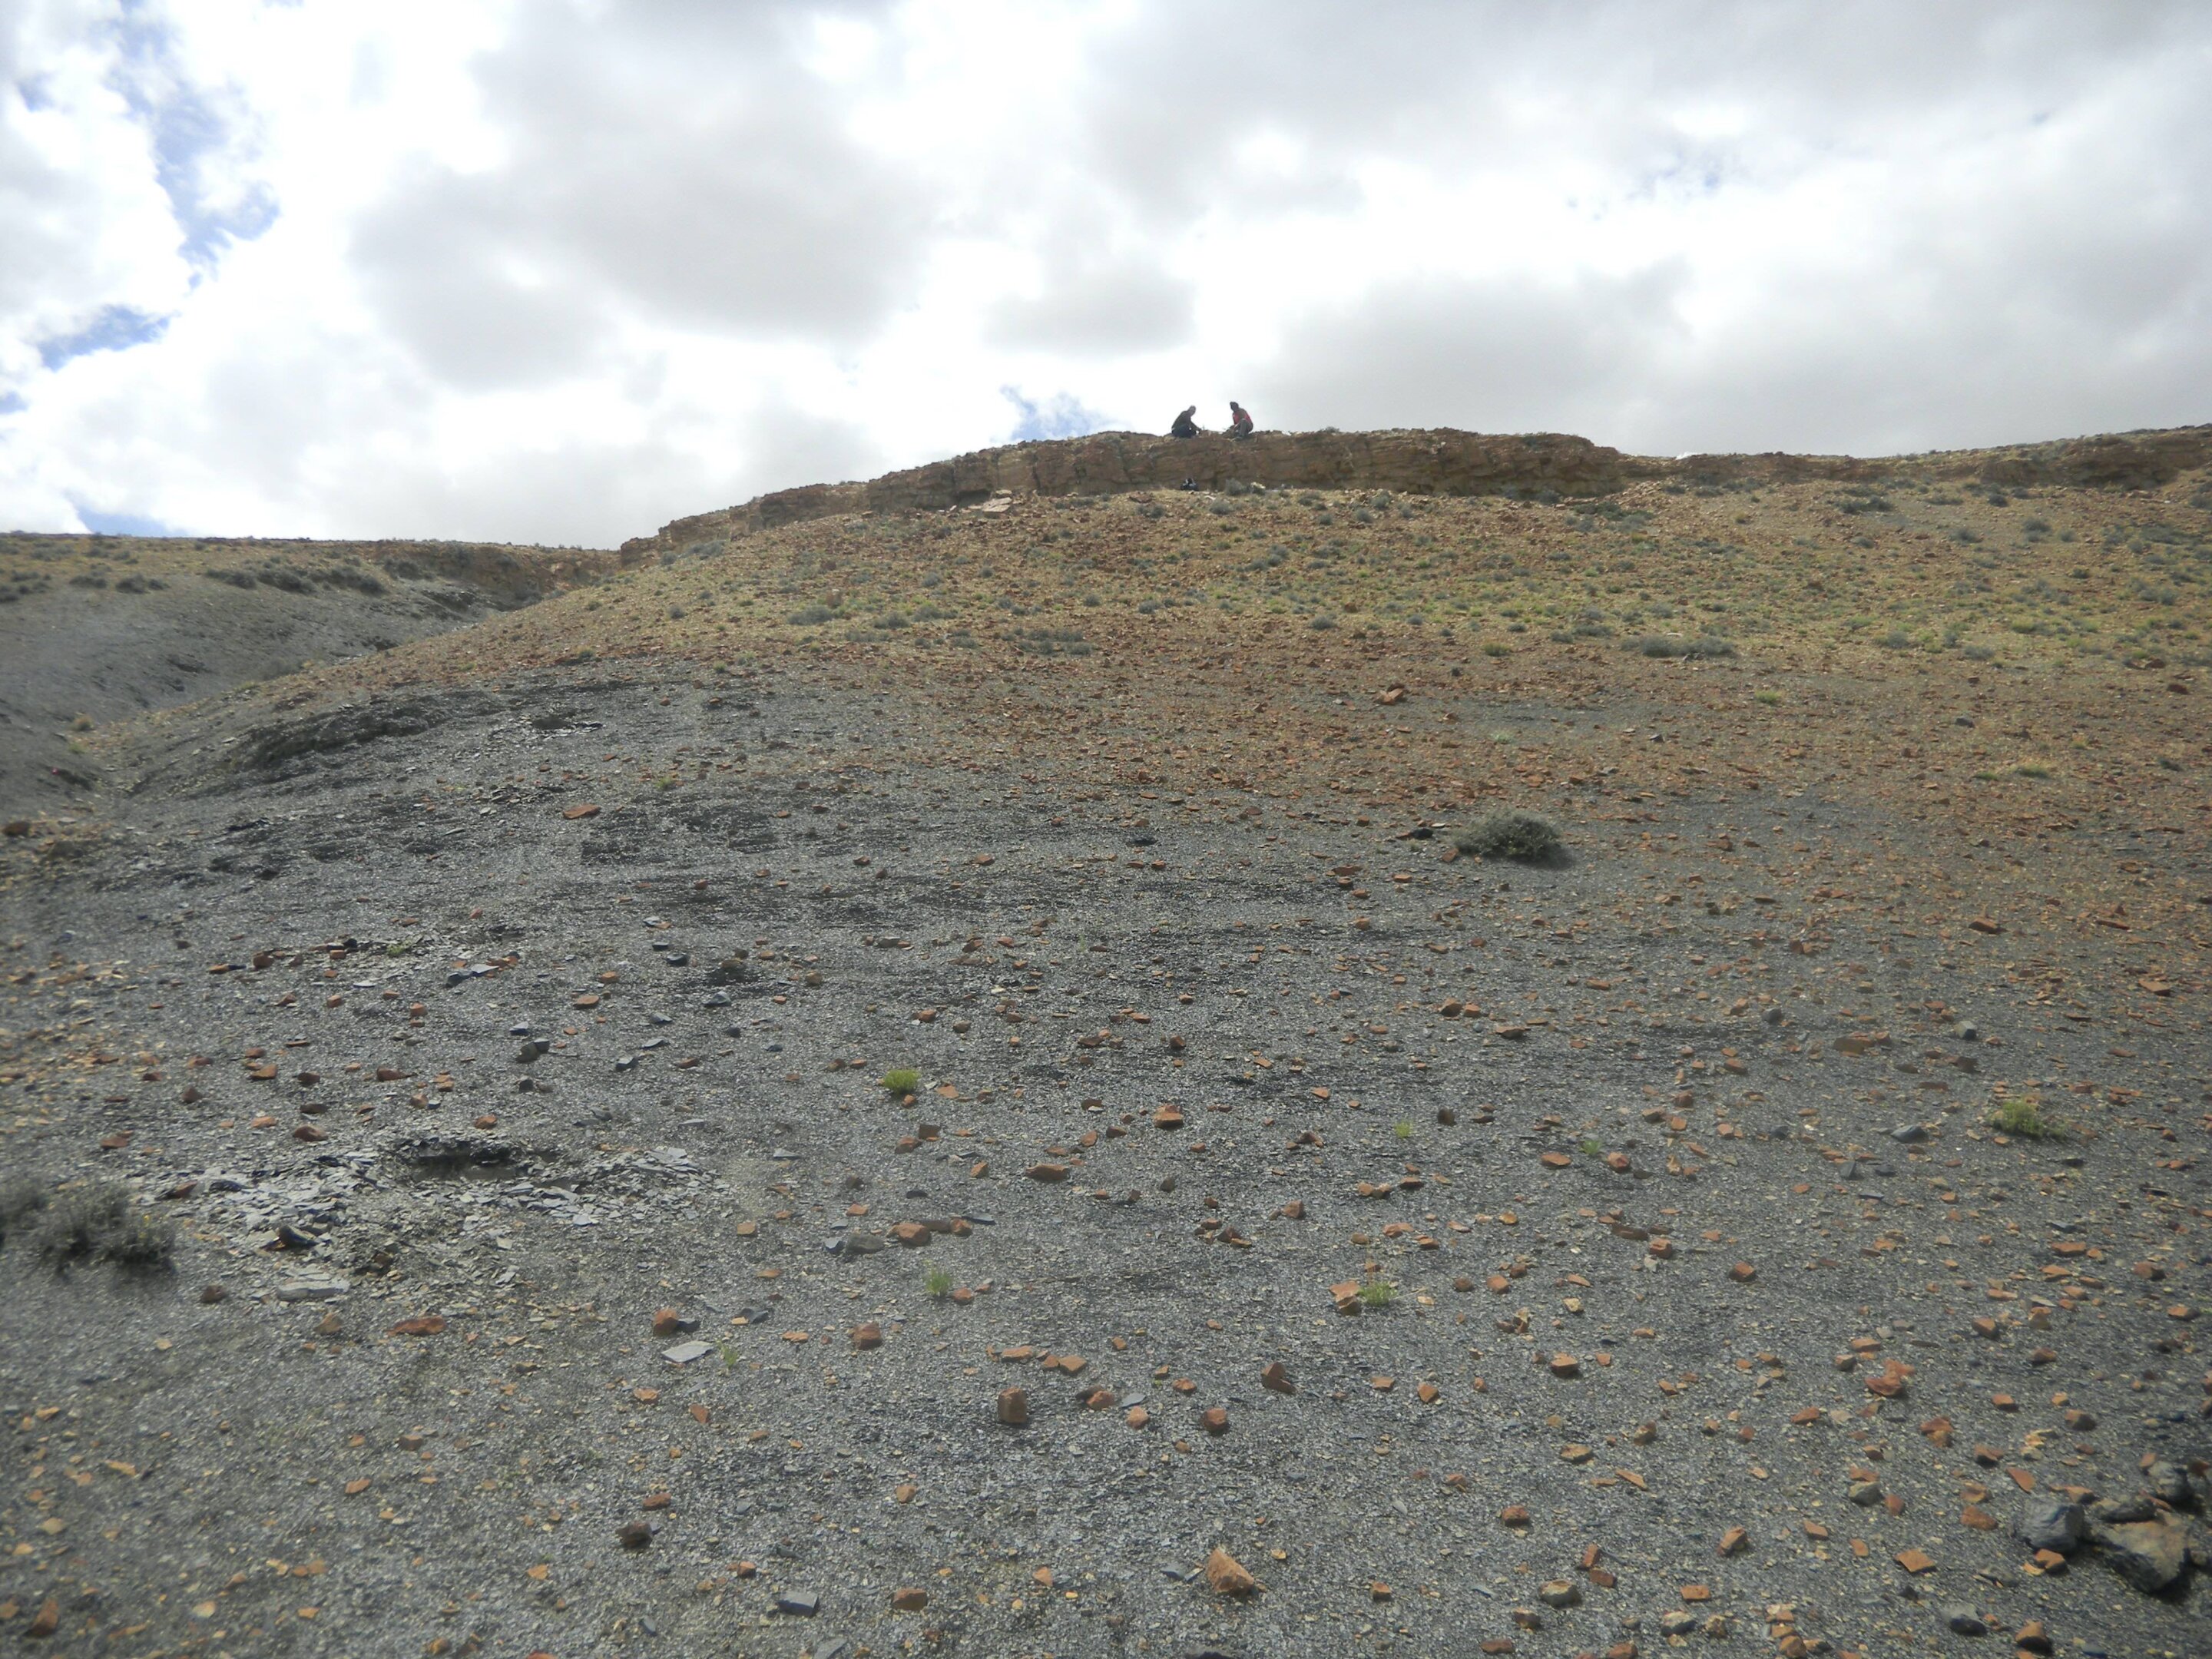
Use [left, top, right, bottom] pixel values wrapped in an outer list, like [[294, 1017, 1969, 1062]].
[[1169, 406, 1199, 437], [1227, 401, 1253, 439]]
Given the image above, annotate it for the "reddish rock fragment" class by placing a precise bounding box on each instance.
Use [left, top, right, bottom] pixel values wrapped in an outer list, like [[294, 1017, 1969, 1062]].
[[1203, 1546, 1258, 1597]]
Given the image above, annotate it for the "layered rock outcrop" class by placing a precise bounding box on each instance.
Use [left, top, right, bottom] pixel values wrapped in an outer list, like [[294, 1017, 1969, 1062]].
[[628, 428, 1624, 555]]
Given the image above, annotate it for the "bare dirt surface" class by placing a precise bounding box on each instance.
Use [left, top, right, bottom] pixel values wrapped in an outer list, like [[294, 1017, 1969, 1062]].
[[2, 430, 2210, 1659]]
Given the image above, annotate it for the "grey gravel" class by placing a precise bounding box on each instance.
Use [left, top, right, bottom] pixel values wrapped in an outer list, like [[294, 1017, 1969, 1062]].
[[3, 667, 2207, 1659]]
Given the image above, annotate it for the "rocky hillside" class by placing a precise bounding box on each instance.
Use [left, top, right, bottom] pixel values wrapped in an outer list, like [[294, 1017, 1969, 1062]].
[[0, 534, 628, 813], [1, 425, 2207, 1659]]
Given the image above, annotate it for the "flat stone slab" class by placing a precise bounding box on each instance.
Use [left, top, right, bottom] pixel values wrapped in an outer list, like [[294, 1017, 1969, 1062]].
[[274, 1280, 349, 1302]]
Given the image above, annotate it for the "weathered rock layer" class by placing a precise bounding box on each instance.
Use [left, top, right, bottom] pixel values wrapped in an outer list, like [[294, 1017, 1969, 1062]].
[[631, 428, 1624, 554]]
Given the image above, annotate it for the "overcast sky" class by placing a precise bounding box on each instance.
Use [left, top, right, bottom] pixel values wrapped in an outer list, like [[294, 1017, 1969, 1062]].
[[2, 2, 2207, 546]]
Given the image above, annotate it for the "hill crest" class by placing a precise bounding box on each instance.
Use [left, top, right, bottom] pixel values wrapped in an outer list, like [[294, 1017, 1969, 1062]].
[[625, 422, 2212, 557]]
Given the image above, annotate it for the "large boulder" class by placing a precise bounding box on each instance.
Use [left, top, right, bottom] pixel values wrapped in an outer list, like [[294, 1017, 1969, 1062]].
[[2092, 1518, 2190, 1594]]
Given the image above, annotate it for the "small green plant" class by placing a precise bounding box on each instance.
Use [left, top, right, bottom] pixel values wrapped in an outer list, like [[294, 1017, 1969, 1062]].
[[924, 1266, 955, 1299], [1481, 641, 1512, 657], [1989, 1097, 2059, 1140], [1356, 1278, 1396, 1309], [1393, 1120, 1415, 1141], [1580, 1137, 1603, 1157], [719, 1342, 741, 1373], [1753, 689, 1783, 705], [882, 1067, 922, 1097], [2012, 761, 2052, 780], [1453, 810, 1564, 864]]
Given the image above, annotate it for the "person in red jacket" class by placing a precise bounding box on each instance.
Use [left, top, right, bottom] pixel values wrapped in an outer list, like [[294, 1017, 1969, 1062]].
[[1227, 401, 1253, 439]]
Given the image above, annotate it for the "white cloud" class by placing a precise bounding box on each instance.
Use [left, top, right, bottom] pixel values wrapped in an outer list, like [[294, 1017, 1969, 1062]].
[[986, 252, 1194, 356], [1, 0, 2207, 545]]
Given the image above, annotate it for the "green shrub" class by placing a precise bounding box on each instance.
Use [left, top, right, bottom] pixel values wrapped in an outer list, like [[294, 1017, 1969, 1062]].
[[924, 1266, 955, 1299], [882, 1067, 922, 1097], [1989, 1097, 2059, 1140], [1356, 1279, 1396, 1309], [1453, 810, 1564, 863]]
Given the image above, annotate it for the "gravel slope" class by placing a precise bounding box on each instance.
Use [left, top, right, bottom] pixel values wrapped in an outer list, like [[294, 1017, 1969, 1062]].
[[2, 665, 2204, 1659]]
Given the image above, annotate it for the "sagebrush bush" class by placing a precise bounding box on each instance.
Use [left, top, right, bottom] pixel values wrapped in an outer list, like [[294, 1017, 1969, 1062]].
[[0, 1174, 49, 1248], [1635, 634, 1736, 660], [34, 1183, 174, 1270], [1453, 810, 1564, 863]]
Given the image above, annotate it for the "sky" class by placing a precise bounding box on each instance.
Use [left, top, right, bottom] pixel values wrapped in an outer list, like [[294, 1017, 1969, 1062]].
[[1, 2, 2207, 548]]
